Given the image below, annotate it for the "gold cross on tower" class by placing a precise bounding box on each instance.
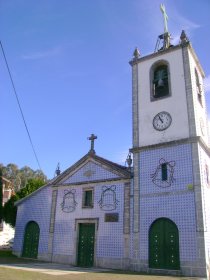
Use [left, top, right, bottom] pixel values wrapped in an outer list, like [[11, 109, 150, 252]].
[[88, 134, 97, 154], [159, 3, 170, 50], [160, 4, 168, 33]]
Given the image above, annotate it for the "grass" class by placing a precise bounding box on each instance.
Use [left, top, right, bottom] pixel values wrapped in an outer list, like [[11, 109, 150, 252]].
[[0, 268, 190, 280]]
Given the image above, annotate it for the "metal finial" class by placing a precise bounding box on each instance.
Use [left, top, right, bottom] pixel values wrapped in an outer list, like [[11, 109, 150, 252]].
[[55, 163, 61, 176], [126, 153, 132, 169], [180, 30, 189, 44], [133, 48, 140, 60]]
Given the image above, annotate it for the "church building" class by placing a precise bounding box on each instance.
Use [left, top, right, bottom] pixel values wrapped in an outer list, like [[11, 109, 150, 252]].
[[13, 7, 210, 278]]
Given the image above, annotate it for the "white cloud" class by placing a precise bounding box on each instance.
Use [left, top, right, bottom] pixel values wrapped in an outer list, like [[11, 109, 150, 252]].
[[176, 16, 200, 31], [170, 16, 200, 45], [204, 75, 210, 93], [22, 46, 61, 60]]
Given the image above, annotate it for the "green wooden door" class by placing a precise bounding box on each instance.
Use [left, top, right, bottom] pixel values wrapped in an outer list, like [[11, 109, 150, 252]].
[[149, 218, 180, 270], [22, 221, 40, 258], [77, 223, 95, 267]]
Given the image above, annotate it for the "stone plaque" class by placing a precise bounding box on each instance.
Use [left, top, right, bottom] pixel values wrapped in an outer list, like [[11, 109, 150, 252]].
[[104, 213, 119, 222]]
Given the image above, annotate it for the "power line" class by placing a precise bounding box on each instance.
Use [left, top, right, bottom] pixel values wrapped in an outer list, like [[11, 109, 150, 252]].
[[0, 41, 42, 171]]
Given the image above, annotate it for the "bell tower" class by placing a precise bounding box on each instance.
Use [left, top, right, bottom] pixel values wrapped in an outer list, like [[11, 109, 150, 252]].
[[129, 5, 210, 278]]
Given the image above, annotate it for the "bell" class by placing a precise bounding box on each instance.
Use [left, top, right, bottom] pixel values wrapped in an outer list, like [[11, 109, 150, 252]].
[[101, 189, 115, 210], [157, 78, 164, 87], [63, 192, 76, 212]]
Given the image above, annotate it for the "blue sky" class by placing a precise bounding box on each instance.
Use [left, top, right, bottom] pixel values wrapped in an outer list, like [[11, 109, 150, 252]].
[[0, 0, 210, 179]]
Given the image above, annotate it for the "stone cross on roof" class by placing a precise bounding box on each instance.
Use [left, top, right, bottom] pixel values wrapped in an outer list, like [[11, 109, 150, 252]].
[[88, 134, 97, 154]]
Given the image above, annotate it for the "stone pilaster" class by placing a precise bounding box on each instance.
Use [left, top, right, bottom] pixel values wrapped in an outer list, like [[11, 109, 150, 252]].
[[123, 182, 131, 269], [123, 182, 130, 234], [191, 142, 207, 277], [130, 57, 140, 261], [182, 44, 197, 137], [132, 152, 140, 265], [132, 63, 139, 148], [48, 189, 58, 259]]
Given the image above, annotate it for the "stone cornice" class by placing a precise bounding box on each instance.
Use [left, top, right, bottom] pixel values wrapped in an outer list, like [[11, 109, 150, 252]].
[[129, 44, 183, 66], [51, 177, 131, 189], [130, 136, 210, 156], [129, 42, 205, 78]]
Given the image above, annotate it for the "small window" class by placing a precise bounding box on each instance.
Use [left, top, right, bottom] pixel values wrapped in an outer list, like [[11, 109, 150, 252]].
[[83, 189, 93, 208], [161, 163, 168, 181], [195, 69, 202, 106]]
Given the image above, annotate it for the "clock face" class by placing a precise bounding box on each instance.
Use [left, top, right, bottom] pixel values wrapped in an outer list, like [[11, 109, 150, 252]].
[[153, 111, 172, 131]]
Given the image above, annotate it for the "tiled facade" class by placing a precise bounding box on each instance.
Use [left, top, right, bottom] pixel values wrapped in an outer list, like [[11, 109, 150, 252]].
[[13, 186, 52, 258], [13, 154, 131, 269], [139, 144, 197, 265], [52, 181, 125, 260]]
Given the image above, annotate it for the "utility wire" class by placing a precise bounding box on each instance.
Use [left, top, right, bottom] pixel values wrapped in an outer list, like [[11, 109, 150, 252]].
[[0, 41, 42, 171]]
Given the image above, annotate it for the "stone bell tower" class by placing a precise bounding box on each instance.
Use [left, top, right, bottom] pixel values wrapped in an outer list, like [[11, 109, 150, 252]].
[[129, 5, 210, 278]]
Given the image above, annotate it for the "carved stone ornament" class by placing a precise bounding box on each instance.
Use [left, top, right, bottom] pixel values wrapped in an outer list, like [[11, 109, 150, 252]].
[[83, 170, 95, 178]]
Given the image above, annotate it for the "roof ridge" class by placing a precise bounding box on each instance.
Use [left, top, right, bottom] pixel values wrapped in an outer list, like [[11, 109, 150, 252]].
[[93, 154, 129, 171]]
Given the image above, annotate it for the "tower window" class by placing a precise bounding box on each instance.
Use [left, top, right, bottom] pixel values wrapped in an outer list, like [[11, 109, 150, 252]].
[[195, 69, 202, 106], [161, 163, 168, 181], [151, 61, 171, 101]]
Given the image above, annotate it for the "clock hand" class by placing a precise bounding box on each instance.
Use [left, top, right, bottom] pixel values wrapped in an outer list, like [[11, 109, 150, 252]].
[[159, 116, 163, 123]]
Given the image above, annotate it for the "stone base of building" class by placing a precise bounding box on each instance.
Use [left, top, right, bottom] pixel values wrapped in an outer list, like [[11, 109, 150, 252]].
[[12, 251, 21, 257], [51, 254, 75, 264], [12, 252, 208, 279], [96, 257, 130, 270], [129, 259, 207, 278]]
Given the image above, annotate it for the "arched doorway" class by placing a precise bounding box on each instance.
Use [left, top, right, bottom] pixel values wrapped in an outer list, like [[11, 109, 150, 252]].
[[149, 218, 180, 270], [22, 221, 40, 258]]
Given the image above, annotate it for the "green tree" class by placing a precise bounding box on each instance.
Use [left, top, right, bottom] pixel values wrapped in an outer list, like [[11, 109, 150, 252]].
[[0, 163, 47, 191], [3, 178, 45, 227], [3, 196, 17, 228]]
